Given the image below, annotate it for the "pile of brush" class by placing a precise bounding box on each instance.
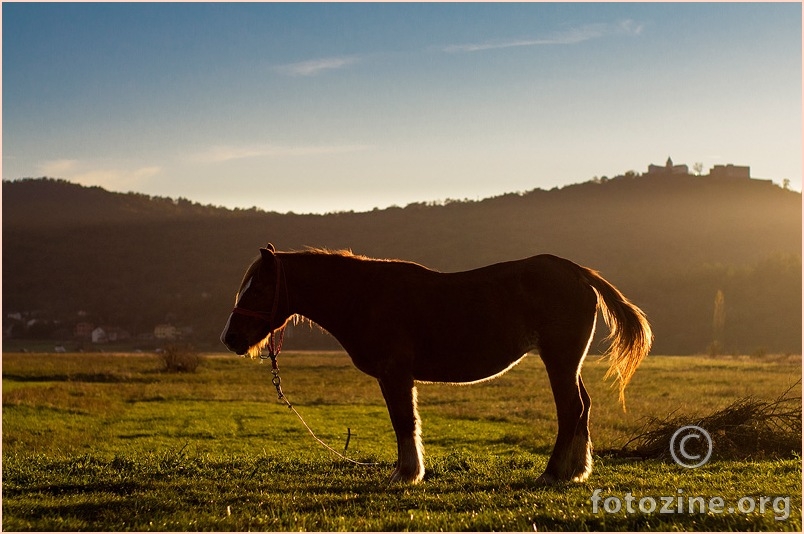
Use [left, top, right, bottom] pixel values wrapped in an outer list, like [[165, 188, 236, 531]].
[[602, 381, 801, 461]]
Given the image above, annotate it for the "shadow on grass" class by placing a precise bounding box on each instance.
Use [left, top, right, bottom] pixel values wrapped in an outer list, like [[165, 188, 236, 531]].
[[2, 373, 155, 384]]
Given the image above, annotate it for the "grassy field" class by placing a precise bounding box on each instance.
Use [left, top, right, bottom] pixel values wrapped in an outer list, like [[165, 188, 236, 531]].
[[2, 350, 801, 531]]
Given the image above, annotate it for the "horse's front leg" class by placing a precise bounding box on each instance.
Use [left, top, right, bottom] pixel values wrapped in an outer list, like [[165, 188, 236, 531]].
[[378, 374, 424, 483]]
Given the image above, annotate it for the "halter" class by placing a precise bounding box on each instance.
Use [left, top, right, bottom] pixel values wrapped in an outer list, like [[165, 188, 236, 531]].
[[230, 251, 377, 469], [231, 255, 287, 361]]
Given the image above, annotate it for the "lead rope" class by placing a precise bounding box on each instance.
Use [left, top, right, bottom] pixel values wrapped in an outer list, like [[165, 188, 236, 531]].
[[260, 332, 377, 467]]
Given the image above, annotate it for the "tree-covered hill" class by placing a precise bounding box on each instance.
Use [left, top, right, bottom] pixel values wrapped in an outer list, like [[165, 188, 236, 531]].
[[2, 174, 801, 354]]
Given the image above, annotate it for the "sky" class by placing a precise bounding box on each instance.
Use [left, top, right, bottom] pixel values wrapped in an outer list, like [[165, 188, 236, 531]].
[[2, 2, 802, 214]]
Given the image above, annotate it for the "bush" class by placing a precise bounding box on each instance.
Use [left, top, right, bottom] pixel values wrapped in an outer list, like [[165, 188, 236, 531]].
[[159, 344, 201, 373]]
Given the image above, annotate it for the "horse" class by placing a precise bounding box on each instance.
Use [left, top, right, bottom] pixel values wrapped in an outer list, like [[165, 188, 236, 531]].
[[221, 244, 652, 484]]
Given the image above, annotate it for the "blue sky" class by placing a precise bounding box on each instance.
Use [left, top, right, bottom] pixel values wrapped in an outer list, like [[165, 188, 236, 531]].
[[3, 2, 801, 214]]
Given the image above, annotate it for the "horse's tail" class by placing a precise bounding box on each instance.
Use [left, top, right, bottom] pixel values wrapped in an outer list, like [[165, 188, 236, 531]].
[[571, 262, 653, 407]]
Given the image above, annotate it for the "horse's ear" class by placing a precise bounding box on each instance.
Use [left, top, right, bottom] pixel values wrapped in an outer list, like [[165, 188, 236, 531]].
[[260, 246, 275, 261]]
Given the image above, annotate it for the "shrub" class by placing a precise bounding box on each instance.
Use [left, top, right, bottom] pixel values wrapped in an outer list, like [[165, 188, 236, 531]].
[[159, 343, 201, 373]]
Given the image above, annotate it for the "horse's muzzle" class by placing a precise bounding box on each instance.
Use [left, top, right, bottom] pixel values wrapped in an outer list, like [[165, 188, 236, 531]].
[[222, 338, 249, 356], [220, 321, 249, 355]]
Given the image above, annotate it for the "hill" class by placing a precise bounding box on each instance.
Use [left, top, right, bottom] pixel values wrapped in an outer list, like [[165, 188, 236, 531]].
[[2, 175, 801, 354], [0, 178, 252, 227]]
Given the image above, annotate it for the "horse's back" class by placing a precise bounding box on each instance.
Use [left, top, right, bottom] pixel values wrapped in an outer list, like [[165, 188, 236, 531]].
[[369, 254, 598, 383], [375, 253, 596, 334]]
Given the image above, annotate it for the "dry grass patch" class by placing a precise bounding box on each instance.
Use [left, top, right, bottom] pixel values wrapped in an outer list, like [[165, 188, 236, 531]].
[[603, 381, 802, 461]]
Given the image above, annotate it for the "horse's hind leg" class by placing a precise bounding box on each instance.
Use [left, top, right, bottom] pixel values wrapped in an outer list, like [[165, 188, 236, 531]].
[[537, 328, 594, 484], [378, 375, 424, 483]]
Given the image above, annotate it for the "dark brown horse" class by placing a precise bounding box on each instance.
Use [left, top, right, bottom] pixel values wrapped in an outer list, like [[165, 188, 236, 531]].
[[221, 245, 652, 484]]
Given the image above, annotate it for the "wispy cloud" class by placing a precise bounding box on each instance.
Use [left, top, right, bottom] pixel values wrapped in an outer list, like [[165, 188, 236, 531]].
[[443, 19, 644, 53], [190, 143, 372, 164], [39, 159, 80, 175], [275, 56, 361, 77], [38, 159, 162, 190]]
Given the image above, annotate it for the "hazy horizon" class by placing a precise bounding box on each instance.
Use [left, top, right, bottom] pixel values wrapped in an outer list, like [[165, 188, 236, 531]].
[[3, 2, 801, 214], [3, 159, 797, 216]]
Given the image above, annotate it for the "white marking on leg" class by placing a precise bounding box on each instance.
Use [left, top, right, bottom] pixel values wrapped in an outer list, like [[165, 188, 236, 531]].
[[396, 435, 424, 483], [390, 386, 425, 483], [574, 439, 594, 482], [559, 433, 593, 482]]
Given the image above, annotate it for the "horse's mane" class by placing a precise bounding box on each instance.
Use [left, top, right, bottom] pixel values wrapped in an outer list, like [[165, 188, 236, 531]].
[[294, 246, 431, 271], [242, 247, 372, 294], [245, 247, 366, 287], [298, 246, 359, 257], [296, 246, 378, 262]]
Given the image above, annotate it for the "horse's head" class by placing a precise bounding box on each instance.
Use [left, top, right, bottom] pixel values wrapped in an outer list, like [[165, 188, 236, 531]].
[[220, 244, 288, 358]]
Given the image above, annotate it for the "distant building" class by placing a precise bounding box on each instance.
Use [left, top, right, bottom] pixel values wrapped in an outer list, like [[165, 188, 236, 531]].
[[91, 327, 108, 344], [74, 321, 94, 339], [91, 326, 130, 343], [154, 324, 179, 340], [709, 164, 750, 179], [647, 157, 689, 176]]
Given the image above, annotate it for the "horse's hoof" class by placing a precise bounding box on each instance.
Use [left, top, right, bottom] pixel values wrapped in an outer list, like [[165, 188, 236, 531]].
[[535, 472, 576, 487], [536, 470, 588, 486], [389, 467, 424, 484], [535, 473, 559, 486], [571, 471, 591, 483]]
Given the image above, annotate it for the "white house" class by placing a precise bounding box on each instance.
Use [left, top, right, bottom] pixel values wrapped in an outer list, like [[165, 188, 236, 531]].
[[91, 327, 108, 343]]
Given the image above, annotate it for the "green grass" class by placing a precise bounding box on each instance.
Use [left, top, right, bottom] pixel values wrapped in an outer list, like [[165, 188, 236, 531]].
[[2, 351, 801, 531]]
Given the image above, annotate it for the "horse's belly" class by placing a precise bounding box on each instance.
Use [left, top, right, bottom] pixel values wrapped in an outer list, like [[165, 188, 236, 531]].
[[412, 352, 528, 384]]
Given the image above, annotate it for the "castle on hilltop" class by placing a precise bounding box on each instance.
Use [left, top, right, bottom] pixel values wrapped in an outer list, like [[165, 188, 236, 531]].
[[709, 164, 751, 179], [646, 157, 753, 180], [648, 157, 689, 175]]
